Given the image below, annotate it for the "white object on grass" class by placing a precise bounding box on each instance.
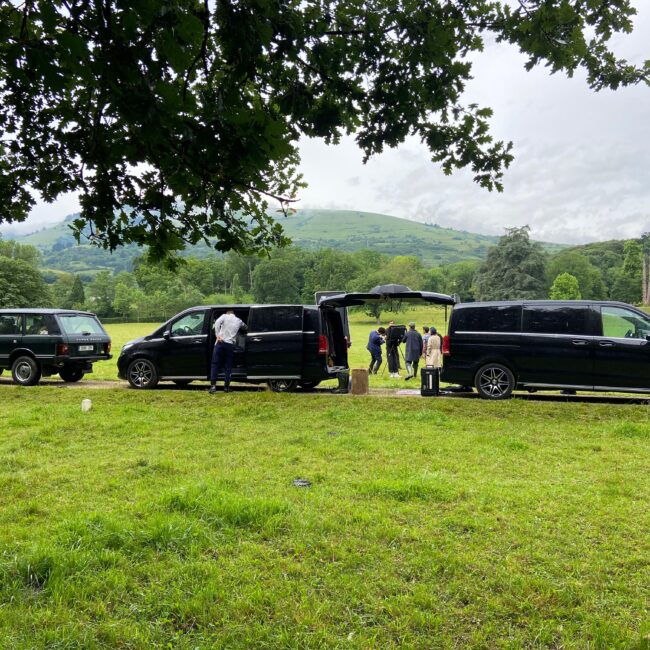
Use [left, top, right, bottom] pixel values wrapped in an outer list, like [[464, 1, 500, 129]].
[[81, 399, 92, 412]]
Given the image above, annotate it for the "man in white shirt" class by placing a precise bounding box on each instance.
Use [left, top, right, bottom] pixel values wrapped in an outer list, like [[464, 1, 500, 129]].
[[209, 309, 247, 393]]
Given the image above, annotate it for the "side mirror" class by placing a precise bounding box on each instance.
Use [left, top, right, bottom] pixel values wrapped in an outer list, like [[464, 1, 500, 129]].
[[163, 330, 171, 340]]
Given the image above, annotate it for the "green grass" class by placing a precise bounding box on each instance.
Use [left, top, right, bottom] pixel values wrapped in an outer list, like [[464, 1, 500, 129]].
[[0, 389, 648, 648]]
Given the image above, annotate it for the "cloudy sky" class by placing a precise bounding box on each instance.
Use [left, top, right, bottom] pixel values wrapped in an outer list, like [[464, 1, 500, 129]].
[[6, 3, 650, 245]]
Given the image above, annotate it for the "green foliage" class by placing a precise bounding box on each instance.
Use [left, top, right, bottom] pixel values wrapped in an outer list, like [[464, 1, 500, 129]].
[[623, 240, 643, 277], [15, 209, 511, 274], [300, 249, 362, 302], [612, 270, 642, 305], [67, 275, 85, 309], [441, 261, 480, 302], [549, 272, 581, 300], [1, 2, 646, 260], [0, 235, 41, 267], [85, 271, 116, 317], [252, 257, 302, 304], [547, 250, 606, 299], [474, 226, 547, 300], [0, 255, 51, 307]]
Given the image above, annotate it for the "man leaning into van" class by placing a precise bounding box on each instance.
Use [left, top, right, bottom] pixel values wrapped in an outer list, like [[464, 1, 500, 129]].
[[209, 310, 247, 393]]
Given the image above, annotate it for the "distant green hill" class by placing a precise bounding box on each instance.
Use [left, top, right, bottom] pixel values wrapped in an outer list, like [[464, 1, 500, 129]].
[[282, 210, 503, 264], [13, 209, 565, 276]]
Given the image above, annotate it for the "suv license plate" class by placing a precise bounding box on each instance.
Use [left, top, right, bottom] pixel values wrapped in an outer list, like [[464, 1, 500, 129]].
[[78, 345, 94, 352]]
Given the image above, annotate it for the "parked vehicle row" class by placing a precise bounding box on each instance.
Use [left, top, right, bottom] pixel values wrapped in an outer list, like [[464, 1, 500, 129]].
[[116, 291, 453, 391], [3, 297, 650, 399]]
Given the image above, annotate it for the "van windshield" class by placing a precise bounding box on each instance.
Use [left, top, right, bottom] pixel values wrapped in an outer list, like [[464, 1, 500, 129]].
[[58, 314, 105, 336]]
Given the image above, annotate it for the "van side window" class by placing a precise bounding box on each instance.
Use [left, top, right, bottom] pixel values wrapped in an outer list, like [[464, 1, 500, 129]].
[[250, 306, 303, 332], [523, 306, 589, 335], [453, 306, 520, 332], [171, 311, 207, 336], [601, 306, 650, 339], [0, 314, 22, 335]]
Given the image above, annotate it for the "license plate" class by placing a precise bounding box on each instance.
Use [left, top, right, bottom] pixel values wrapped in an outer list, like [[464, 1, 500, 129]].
[[78, 345, 94, 352]]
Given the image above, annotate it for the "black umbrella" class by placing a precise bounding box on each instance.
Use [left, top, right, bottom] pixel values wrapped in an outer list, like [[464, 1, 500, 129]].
[[370, 284, 412, 295]]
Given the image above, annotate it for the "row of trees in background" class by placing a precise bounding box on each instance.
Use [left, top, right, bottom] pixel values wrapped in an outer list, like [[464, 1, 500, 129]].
[[474, 227, 650, 305], [1, 229, 649, 318]]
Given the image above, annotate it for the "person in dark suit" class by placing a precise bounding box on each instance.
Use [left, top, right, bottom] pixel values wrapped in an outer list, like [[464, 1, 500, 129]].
[[366, 327, 386, 374], [402, 322, 423, 380]]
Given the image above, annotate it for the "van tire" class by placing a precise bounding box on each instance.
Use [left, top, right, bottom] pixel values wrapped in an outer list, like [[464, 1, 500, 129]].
[[11, 356, 42, 386], [127, 358, 159, 389], [475, 363, 515, 400], [268, 379, 298, 393], [59, 367, 84, 383]]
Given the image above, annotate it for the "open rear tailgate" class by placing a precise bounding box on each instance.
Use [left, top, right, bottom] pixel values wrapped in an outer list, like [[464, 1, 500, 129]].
[[318, 290, 456, 308]]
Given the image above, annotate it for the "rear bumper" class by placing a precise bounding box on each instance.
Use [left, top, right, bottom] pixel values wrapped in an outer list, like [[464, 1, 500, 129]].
[[45, 354, 112, 369], [58, 354, 112, 363]]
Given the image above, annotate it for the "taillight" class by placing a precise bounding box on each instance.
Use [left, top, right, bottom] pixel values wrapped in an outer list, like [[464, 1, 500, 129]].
[[442, 335, 450, 356], [318, 335, 329, 355], [57, 343, 69, 355]]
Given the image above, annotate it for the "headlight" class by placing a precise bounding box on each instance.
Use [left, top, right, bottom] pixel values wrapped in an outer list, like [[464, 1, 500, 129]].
[[121, 342, 135, 353]]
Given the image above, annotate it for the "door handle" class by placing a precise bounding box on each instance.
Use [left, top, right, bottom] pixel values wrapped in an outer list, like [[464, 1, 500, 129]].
[[572, 340, 588, 346], [251, 337, 262, 343], [599, 340, 615, 347], [192, 340, 204, 344]]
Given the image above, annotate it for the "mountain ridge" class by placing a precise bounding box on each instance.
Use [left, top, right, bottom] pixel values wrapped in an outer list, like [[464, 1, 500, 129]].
[[8, 209, 566, 276]]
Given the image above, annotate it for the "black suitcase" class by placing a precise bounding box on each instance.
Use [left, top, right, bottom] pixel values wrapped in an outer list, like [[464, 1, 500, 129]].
[[420, 367, 439, 397]]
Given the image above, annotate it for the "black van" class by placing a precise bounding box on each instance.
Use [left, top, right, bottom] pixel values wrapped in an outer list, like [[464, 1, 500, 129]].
[[0, 308, 112, 386], [117, 290, 455, 391], [441, 300, 650, 399], [117, 303, 350, 391]]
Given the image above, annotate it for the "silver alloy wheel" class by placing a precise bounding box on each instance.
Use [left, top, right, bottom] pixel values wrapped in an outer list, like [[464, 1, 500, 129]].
[[129, 360, 154, 388], [15, 361, 33, 383], [477, 366, 512, 398]]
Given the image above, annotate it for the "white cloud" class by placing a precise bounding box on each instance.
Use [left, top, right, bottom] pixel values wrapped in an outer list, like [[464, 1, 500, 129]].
[[298, 2, 650, 244]]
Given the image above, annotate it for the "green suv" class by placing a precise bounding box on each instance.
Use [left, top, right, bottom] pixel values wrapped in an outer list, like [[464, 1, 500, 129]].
[[0, 309, 112, 386]]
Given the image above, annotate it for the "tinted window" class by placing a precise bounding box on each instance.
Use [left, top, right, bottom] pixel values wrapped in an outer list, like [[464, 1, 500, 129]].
[[171, 311, 207, 336], [601, 306, 650, 339], [25, 314, 59, 335], [453, 306, 521, 333], [250, 306, 303, 332], [58, 314, 105, 335], [523, 305, 589, 335], [0, 314, 22, 335]]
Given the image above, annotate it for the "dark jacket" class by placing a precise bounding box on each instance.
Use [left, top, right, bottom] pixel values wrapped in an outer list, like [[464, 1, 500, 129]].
[[366, 330, 385, 355], [402, 329, 423, 362]]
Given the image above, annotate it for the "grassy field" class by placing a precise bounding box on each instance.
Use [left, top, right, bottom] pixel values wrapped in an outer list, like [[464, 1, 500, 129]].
[[0, 388, 649, 648], [90, 306, 450, 385]]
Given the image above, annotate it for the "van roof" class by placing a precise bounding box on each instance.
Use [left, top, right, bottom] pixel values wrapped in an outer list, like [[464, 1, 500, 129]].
[[453, 300, 638, 309], [0, 308, 96, 315]]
